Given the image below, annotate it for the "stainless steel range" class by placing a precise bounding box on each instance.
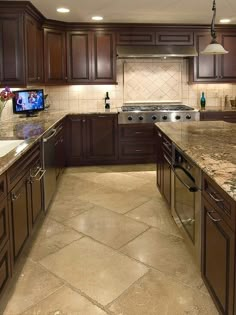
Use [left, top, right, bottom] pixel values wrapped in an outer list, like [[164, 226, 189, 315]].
[[118, 104, 200, 124]]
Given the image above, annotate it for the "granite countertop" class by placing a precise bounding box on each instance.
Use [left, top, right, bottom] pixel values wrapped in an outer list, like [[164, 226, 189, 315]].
[[155, 121, 236, 201], [0, 110, 119, 175]]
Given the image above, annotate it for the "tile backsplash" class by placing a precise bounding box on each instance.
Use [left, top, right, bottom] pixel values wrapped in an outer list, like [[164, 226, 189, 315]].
[[3, 59, 236, 120]]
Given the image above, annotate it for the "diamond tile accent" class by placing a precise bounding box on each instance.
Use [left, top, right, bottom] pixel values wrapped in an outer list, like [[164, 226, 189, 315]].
[[124, 61, 182, 102]]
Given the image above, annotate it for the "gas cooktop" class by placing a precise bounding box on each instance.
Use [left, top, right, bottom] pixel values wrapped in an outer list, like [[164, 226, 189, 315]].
[[121, 104, 194, 112]]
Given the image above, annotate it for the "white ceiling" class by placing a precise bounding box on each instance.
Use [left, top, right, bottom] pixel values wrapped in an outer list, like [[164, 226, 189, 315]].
[[5, 0, 236, 24]]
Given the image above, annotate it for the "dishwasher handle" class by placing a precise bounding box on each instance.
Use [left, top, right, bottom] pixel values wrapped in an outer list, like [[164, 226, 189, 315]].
[[172, 164, 199, 192], [43, 128, 57, 142]]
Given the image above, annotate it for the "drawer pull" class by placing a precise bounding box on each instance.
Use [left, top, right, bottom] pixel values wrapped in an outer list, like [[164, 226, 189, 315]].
[[207, 211, 221, 222], [208, 191, 223, 203], [135, 149, 142, 152], [30, 167, 41, 178], [37, 169, 46, 181], [11, 192, 21, 201], [135, 131, 143, 134], [163, 141, 171, 151], [98, 116, 106, 118]]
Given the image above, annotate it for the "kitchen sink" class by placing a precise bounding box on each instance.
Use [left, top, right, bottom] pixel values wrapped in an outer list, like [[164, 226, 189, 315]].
[[0, 140, 25, 157]]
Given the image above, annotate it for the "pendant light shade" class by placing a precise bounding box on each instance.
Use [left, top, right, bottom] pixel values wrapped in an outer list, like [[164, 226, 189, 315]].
[[201, 0, 228, 55]]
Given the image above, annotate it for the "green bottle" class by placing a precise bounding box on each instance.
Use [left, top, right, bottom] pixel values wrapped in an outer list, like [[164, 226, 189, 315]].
[[200, 92, 206, 109]]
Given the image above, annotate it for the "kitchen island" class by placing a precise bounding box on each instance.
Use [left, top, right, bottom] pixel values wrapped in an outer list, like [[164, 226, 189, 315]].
[[156, 120, 236, 315]]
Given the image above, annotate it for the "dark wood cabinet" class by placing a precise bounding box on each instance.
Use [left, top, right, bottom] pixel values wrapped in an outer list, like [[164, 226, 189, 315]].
[[0, 197, 9, 253], [25, 14, 43, 84], [9, 175, 29, 265], [117, 30, 156, 45], [0, 13, 25, 86], [118, 124, 156, 163], [92, 32, 116, 83], [0, 241, 11, 299], [67, 31, 116, 84], [67, 31, 92, 83], [44, 28, 67, 84], [190, 31, 236, 83], [202, 197, 235, 315], [200, 111, 236, 123], [55, 123, 66, 179], [156, 31, 193, 45], [67, 114, 118, 165]]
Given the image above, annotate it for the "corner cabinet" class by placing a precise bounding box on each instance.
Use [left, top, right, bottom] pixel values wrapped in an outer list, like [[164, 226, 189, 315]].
[[189, 31, 236, 83], [66, 114, 118, 165], [67, 31, 116, 84], [44, 28, 67, 84]]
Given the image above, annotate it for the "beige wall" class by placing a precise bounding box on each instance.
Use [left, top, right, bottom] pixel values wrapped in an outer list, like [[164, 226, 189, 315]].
[[3, 59, 236, 120]]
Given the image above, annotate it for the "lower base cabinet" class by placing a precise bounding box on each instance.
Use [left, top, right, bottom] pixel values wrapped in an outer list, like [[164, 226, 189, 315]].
[[0, 241, 11, 298], [202, 197, 235, 315]]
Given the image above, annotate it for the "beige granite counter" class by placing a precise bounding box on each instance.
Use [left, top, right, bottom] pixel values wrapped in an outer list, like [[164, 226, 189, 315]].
[[155, 121, 236, 201]]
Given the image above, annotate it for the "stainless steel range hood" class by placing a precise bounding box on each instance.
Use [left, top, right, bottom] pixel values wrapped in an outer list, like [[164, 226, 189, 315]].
[[117, 45, 198, 58]]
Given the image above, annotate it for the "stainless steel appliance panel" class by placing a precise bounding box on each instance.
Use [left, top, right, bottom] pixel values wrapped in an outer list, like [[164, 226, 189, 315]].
[[42, 128, 57, 212]]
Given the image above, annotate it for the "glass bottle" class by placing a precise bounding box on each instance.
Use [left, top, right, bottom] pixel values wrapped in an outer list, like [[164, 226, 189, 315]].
[[200, 92, 206, 110], [105, 92, 110, 111]]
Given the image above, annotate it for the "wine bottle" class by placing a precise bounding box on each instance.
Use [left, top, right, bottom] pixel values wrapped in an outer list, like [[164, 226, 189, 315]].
[[200, 92, 206, 110], [105, 92, 110, 111]]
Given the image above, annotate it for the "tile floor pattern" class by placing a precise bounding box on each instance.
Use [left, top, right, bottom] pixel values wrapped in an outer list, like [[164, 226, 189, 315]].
[[1, 164, 219, 315]]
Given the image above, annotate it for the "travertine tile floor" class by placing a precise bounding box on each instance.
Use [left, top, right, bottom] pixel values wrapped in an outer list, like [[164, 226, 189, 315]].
[[1, 164, 219, 315]]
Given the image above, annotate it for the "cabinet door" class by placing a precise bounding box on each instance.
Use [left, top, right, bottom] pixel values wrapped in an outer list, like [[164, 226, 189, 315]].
[[66, 116, 85, 166], [86, 115, 118, 162], [67, 31, 92, 83], [162, 151, 171, 206], [156, 31, 193, 45], [220, 34, 236, 81], [0, 13, 25, 86], [0, 241, 11, 299], [189, 33, 218, 82], [9, 176, 29, 264], [44, 28, 67, 84], [25, 15, 43, 84], [202, 198, 234, 315], [0, 198, 8, 253], [117, 30, 156, 45], [156, 130, 163, 191], [55, 128, 65, 179], [92, 32, 116, 83]]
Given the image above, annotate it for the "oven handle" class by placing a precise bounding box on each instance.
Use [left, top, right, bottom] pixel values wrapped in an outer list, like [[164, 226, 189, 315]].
[[172, 165, 199, 192]]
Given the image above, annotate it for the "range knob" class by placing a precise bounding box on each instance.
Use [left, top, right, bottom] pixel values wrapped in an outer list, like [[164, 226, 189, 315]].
[[175, 115, 181, 120], [139, 116, 144, 121], [128, 116, 133, 121], [162, 115, 168, 120], [186, 114, 191, 120], [152, 115, 157, 121]]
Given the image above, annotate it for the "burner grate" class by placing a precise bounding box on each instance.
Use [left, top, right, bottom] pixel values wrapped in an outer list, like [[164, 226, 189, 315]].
[[121, 104, 194, 112]]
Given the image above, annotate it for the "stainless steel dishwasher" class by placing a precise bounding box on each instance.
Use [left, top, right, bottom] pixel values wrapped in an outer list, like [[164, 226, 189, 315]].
[[42, 126, 58, 212]]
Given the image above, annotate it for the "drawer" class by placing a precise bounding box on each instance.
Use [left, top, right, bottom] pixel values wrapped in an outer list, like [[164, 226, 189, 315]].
[[0, 241, 11, 298], [7, 142, 41, 190], [116, 31, 156, 45], [0, 198, 8, 253], [156, 31, 193, 45], [119, 124, 155, 140], [202, 173, 236, 231], [119, 142, 156, 160]]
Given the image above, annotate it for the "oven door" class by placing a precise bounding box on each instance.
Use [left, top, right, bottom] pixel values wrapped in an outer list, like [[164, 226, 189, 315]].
[[172, 165, 198, 243]]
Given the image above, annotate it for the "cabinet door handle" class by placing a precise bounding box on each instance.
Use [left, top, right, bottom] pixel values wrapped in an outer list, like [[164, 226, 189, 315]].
[[158, 132, 162, 138], [208, 191, 223, 203], [207, 211, 221, 222], [98, 115, 106, 118], [11, 192, 21, 201], [82, 119, 86, 123], [30, 166, 41, 178], [37, 169, 46, 181]]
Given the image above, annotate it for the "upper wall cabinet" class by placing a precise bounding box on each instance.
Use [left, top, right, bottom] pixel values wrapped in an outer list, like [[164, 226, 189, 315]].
[[156, 31, 193, 45], [67, 31, 116, 84], [0, 13, 25, 86], [25, 14, 44, 84], [44, 28, 67, 84], [189, 31, 236, 83], [117, 30, 156, 45]]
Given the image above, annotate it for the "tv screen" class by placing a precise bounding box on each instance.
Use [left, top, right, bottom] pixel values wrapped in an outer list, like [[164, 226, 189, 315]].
[[12, 89, 45, 116]]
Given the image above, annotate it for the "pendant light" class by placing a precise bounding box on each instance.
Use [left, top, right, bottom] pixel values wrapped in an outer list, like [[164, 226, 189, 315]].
[[201, 0, 228, 55]]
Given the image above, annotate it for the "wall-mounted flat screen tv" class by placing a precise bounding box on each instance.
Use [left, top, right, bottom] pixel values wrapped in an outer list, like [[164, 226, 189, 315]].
[[12, 89, 45, 117]]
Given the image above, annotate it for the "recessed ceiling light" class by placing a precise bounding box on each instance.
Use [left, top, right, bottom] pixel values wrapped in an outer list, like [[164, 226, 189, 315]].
[[92, 16, 103, 21], [220, 18, 231, 23], [57, 7, 70, 13]]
